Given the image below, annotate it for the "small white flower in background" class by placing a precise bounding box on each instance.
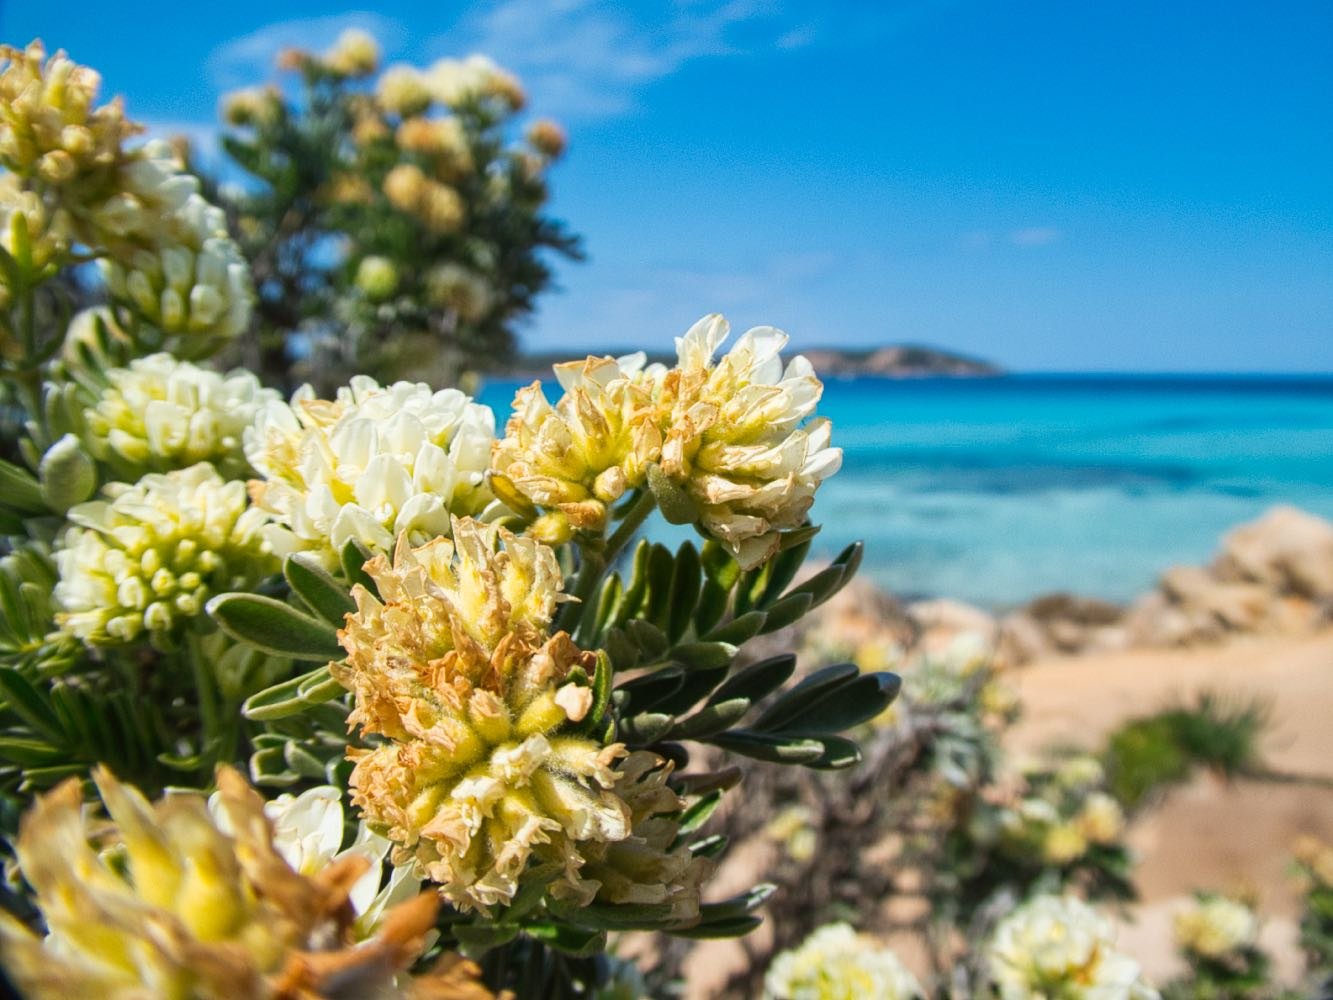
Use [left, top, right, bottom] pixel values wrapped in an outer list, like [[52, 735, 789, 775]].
[[376, 64, 432, 117], [425, 262, 493, 321], [245, 376, 497, 562], [322, 27, 380, 78], [424, 54, 525, 110], [1173, 895, 1258, 960], [988, 894, 1159, 1000], [210, 783, 423, 938], [659, 314, 842, 569], [764, 922, 922, 1000], [1055, 755, 1106, 791], [1076, 791, 1126, 846], [83, 353, 279, 478], [53, 462, 272, 644]]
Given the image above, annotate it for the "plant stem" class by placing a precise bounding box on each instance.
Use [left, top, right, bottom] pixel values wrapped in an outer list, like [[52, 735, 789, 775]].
[[603, 489, 655, 567]]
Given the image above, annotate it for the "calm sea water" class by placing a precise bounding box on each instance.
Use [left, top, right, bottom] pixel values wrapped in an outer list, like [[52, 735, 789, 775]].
[[478, 375, 1333, 609]]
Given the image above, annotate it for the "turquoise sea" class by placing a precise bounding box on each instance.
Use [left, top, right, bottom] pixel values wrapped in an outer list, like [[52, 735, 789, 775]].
[[479, 375, 1333, 610]]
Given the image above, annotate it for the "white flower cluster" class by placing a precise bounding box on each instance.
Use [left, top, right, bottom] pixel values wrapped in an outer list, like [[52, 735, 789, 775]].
[[1173, 896, 1258, 960], [82, 352, 279, 479], [660, 315, 843, 568], [764, 923, 922, 1000], [96, 144, 253, 343], [245, 376, 496, 561], [54, 463, 272, 644], [988, 895, 1159, 1000]]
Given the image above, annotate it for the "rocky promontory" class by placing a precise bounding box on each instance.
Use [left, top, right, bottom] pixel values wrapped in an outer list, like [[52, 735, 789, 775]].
[[501, 344, 1001, 380]]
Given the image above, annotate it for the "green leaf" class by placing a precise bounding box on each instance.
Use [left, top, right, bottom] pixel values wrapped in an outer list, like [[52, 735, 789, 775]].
[[284, 554, 356, 626], [700, 540, 740, 588], [707, 729, 826, 764], [612, 541, 651, 627], [672, 641, 737, 672], [644, 543, 675, 629], [759, 534, 813, 607], [652, 664, 729, 718], [667, 542, 701, 643], [675, 790, 722, 836], [756, 591, 814, 634], [207, 593, 341, 661], [669, 698, 751, 740], [625, 619, 669, 659], [0, 667, 64, 742], [453, 923, 521, 957], [615, 665, 684, 715], [699, 883, 777, 920], [0, 459, 47, 515], [339, 539, 376, 594], [767, 671, 901, 736], [242, 665, 342, 721], [0, 736, 61, 766], [646, 464, 699, 525], [692, 578, 730, 637], [751, 663, 859, 733], [703, 610, 767, 645], [807, 735, 864, 770], [672, 766, 742, 796], [548, 899, 680, 931], [524, 922, 607, 957], [688, 834, 730, 859], [619, 712, 673, 744], [709, 654, 796, 706], [670, 915, 762, 939], [780, 563, 846, 610]]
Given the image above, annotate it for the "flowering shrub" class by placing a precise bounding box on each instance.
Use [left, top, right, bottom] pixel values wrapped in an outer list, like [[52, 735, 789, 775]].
[[0, 38, 902, 998], [213, 28, 581, 390]]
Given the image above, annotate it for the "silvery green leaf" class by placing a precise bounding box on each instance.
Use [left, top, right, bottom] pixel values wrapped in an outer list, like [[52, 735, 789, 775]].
[[284, 553, 356, 626], [207, 593, 341, 661]]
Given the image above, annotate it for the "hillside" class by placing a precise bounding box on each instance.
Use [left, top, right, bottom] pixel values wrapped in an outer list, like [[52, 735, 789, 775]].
[[500, 343, 1001, 379]]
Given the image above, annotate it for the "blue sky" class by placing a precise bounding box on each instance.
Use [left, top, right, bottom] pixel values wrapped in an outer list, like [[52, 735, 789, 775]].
[[6, 1, 1332, 371]]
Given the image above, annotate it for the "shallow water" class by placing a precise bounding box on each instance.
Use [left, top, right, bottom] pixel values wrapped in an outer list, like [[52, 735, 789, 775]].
[[479, 374, 1333, 609]]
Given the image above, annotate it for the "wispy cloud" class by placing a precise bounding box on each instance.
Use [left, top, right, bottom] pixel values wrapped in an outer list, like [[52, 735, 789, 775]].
[[436, 0, 801, 119], [1009, 226, 1062, 247], [206, 12, 406, 91], [961, 227, 1063, 250]]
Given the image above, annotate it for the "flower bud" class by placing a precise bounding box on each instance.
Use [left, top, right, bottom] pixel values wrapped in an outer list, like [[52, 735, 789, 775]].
[[38, 433, 96, 512]]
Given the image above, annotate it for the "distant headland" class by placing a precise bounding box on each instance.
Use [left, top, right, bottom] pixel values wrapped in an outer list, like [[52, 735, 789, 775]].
[[498, 343, 1002, 380]]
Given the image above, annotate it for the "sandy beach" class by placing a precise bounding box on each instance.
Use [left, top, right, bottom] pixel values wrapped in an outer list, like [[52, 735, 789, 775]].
[[1009, 628, 1333, 984]]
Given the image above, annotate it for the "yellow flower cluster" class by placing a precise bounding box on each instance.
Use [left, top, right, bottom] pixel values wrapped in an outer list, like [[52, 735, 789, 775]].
[[1172, 896, 1258, 960], [244, 376, 496, 562], [0, 41, 137, 197], [492, 352, 664, 537], [382, 162, 465, 234], [0, 766, 498, 999], [492, 314, 843, 568], [82, 351, 279, 478], [335, 517, 703, 917], [0, 42, 254, 346], [54, 462, 272, 644]]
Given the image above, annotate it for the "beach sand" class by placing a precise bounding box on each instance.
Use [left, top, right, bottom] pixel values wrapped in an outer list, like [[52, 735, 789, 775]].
[[1008, 628, 1333, 984]]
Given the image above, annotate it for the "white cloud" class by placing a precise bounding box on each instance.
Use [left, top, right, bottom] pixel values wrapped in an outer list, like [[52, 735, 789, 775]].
[[206, 11, 406, 91], [1009, 226, 1062, 247], [435, 0, 799, 119]]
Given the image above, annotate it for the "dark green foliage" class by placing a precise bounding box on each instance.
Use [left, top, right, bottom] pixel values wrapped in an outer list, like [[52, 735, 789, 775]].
[[1104, 691, 1270, 809]]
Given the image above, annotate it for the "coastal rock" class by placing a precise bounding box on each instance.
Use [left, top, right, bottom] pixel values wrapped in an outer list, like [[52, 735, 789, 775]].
[[907, 597, 998, 652], [1213, 505, 1333, 600]]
